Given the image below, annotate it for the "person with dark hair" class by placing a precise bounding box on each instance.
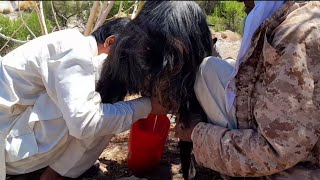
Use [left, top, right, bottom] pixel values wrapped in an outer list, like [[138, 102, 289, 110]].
[[0, 17, 161, 180], [91, 17, 130, 54]]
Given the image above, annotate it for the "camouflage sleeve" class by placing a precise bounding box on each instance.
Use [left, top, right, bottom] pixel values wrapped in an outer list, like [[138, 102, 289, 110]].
[[192, 3, 320, 176]]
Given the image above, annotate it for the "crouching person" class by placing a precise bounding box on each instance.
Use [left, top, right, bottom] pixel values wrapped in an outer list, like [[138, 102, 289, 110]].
[[0, 18, 162, 180], [176, 1, 320, 179]]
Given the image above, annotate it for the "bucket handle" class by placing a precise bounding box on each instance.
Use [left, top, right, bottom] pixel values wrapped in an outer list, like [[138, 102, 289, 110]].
[[151, 115, 169, 137], [153, 115, 158, 132]]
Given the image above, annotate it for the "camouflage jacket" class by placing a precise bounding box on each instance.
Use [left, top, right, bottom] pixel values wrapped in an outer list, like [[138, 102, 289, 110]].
[[192, 2, 320, 179]]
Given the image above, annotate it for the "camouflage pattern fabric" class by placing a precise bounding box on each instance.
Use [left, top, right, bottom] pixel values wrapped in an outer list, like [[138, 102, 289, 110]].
[[192, 2, 320, 179]]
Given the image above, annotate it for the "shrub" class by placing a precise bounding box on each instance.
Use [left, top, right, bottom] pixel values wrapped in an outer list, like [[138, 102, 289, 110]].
[[107, 1, 136, 18], [207, 15, 227, 32], [0, 12, 53, 56], [43, 1, 92, 28], [207, 1, 246, 35]]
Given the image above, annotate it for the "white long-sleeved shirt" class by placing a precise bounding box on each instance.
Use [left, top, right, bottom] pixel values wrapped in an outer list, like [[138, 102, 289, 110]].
[[0, 29, 151, 178]]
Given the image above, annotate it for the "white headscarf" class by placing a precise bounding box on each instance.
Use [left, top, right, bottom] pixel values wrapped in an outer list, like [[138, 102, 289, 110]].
[[225, 1, 286, 112], [237, 1, 286, 62]]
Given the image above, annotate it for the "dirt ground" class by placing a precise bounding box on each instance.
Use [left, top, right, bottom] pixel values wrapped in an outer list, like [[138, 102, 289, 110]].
[[7, 126, 220, 180], [212, 30, 241, 60], [98, 125, 220, 180]]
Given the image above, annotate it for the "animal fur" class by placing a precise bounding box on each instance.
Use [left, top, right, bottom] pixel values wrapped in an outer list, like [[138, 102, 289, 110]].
[[96, 2, 215, 179]]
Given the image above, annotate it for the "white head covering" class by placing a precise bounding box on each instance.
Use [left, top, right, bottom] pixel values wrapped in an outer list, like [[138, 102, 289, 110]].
[[225, 1, 286, 113], [237, 1, 285, 62]]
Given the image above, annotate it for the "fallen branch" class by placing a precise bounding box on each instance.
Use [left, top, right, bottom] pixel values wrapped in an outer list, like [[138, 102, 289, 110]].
[[0, 32, 28, 44]]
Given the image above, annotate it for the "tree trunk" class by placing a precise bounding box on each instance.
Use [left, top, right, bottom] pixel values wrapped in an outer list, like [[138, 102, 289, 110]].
[[84, 1, 100, 36], [93, 1, 115, 32]]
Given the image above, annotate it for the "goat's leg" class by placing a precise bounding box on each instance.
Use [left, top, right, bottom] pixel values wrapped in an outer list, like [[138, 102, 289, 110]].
[[179, 140, 196, 180]]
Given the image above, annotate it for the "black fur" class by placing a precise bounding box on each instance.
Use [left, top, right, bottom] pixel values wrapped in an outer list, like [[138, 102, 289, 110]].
[[96, 1, 213, 110], [178, 90, 208, 180], [96, 1, 213, 179]]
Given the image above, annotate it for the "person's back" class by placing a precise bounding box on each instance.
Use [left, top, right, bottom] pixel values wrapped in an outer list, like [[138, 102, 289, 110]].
[[1, 29, 88, 110], [0, 18, 145, 180], [0, 28, 98, 177]]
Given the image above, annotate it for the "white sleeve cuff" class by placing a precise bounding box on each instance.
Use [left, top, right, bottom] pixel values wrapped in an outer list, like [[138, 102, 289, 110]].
[[127, 97, 151, 122]]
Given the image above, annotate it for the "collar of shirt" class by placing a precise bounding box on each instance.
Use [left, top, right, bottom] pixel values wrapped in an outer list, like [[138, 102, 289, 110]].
[[225, 1, 285, 112], [86, 35, 99, 57], [85, 35, 108, 82], [92, 53, 107, 82]]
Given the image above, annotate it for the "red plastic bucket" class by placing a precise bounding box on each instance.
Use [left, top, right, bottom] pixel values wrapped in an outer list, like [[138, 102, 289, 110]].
[[128, 114, 170, 173]]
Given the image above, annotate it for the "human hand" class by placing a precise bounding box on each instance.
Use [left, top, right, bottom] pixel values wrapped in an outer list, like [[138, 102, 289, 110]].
[[150, 96, 168, 115]]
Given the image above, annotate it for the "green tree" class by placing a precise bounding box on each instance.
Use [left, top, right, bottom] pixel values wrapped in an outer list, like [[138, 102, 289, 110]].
[[207, 1, 246, 34], [43, 1, 92, 28], [0, 12, 53, 55], [107, 1, 136, 18], [222, 1, 246, 33]]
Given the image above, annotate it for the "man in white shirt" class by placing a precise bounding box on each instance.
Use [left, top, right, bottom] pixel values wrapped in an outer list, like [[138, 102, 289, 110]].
[[0, 18, 156, 180]]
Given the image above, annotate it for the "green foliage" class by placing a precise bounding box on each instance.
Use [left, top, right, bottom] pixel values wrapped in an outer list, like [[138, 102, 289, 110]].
[[43, 1, 92, 27], [207, 15, 227, 32], [42, 1, 136, 29], [0, 12, 53, 55], [207, 1, 246, 35], [108, 1, 136, 18], [196, 1, 217, 15]]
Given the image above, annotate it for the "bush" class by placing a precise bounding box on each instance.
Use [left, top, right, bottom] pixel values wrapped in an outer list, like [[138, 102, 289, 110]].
[[0, 12, 53, 56], [207, 1, 246, 35], [43, 1, 92, 28], [107, 1, 136, 18], [207, 15, 227, 32]]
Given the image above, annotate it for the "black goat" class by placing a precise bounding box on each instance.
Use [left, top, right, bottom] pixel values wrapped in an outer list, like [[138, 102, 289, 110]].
[[177, 37, 220, 180], [178, 93, 208, 180], [96, 1, 214, 179]]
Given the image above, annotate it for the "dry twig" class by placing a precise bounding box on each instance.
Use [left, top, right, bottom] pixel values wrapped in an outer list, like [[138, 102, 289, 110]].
[[18, 1, 36, 38], [50, 1, 61, 30], [0, 31, 28, 44]]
